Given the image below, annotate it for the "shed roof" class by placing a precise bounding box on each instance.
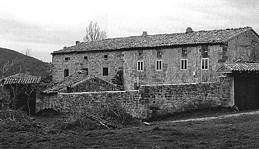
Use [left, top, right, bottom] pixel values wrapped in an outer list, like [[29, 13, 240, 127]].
[[2, 73, 41, 85], [217, 63, 259, 73], [43, 71, 119, 93], [52, 27, 255, 54]]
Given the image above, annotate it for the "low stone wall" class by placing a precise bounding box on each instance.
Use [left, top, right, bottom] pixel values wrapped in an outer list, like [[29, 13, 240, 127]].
[[139, 76, 233, 116], [37, 90, 147, 119], [37, 76, 233, 119]]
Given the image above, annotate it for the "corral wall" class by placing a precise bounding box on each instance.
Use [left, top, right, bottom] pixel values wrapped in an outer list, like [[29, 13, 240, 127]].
[[37, 90, 147, 119], [37, 76, 233, 119]]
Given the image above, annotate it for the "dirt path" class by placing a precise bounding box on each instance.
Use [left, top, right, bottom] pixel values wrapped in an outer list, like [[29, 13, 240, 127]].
[[158, 110, 259, 124]]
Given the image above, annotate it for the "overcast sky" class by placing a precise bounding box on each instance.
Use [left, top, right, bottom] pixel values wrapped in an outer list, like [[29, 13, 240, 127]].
[[0, 0, 258, 62]]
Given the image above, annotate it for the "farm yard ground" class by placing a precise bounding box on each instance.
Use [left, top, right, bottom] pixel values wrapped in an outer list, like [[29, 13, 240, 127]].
[[1, 108, 259, 149]]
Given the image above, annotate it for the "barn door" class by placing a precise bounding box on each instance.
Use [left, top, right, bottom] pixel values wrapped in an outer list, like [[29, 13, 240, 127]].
[[234, 74, 259, 110]]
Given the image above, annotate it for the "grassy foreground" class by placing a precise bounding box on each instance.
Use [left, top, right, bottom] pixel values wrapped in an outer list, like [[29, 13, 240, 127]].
[[1, 112, 259, 148]]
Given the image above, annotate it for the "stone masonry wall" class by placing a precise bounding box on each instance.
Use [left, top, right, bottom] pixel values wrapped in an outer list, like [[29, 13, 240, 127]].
[[37, 90, 147, 119], [139, 76, 233, 116], [52, 51, 124, 83], [123, 45, 223, 90], [227, 30, 259, 63], [37, 76, 233, 119]]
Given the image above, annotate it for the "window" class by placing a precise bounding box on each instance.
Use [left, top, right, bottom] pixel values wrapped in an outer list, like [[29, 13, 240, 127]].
[[201, 58, 209, 70], [157, 50, 162, 59], [84, 56, 88, 60], [82, 68, 88, 75], [180, 59, 188, 70], [64, 57, 70, 61], [137, 61, 144, 71], [156, 60, 162, 71], [64, 69, 69, 77], [182, 48, 187, 57], [138, 50, 143, 56], [201, 45, 209, 58], [104, 55, 108, 60], [103, 67, 108, 76]]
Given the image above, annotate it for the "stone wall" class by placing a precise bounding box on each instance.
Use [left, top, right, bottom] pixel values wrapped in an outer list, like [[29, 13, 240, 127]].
[[123, 45, 223, 90], [52, 51, 124, 83], [139, 76, 234, 116], [37, 90, 147, 119], [37, 76, 233, 119], [227, 30, 259, 63]]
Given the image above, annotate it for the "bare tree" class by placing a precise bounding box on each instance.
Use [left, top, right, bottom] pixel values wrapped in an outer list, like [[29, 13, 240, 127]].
[[83, 21, 107, 42], [0, 60, 14, 109]]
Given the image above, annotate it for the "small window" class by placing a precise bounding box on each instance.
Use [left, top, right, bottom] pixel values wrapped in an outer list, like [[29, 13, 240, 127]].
[[137, 61, 144, 71], [156, 60, 162, 71], [104, 55, 108, 60], [201, 45, 209, 58], [201, 58, 209, 70], [65, 57, 70, 61], [182, 48, 187, 57], [82, 68, 88, 75], [157, 50, 162, 59], [103, 67, 108, 76], [64, 69, 69, 77], [180, 59, 188, 70], [138, 50, 143, 56], [84, 56, 88, 60]]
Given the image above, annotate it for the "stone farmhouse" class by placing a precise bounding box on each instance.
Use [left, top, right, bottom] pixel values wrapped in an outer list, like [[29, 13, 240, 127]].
[[51, 27, 259, 91], [37, 26, 259, 118]]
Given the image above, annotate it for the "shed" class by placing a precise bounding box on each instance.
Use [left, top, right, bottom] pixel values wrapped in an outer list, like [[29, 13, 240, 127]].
[[217, 63, 259, 110], [2, 73, 41, 114]]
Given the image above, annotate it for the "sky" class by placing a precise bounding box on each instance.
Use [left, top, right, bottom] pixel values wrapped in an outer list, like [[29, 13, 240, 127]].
[[0, 0, 258, 62]]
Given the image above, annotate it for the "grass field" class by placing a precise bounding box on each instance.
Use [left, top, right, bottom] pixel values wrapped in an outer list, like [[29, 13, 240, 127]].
[[1, 111, 259, 148]]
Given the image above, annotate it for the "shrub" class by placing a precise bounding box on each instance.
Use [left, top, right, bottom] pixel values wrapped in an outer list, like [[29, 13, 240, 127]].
[[0, 110, 41, 132]]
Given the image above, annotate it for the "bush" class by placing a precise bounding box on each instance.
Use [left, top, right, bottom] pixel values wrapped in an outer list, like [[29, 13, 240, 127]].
[[0, 110, 41, 132], [100, 101, 141, 127], [53, 114, 107, 131]]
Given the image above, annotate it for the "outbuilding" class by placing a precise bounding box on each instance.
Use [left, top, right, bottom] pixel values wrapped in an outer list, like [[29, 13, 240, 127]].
[[1, 73, 41, 115], [218, 63, 259, 110]]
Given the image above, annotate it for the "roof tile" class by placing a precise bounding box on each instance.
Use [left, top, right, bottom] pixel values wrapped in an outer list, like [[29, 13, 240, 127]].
[[53, 27, 252, 54], [2, 73, 41, 85]]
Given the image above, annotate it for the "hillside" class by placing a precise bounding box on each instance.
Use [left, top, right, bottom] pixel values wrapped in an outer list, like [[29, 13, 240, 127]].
[[0, 47, 51, 79]]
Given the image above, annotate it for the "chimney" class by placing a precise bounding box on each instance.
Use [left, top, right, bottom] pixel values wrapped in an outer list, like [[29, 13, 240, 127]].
[[142, 31, 148, 37], [76, 41, 80, 45], [186, 27, 193, 34]]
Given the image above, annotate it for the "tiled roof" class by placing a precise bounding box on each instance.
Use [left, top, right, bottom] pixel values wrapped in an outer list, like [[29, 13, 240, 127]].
[[2, 73, 41, 85], [43, 71, 89, 93], [217, 63, 259, 73], [52, 27, 254, 54], [43, 71, 119, 93]]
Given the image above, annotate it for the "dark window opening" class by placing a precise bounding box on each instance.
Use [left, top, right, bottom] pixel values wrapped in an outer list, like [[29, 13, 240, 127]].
[[65, 57, 70, 61], [201, 45, 209, 58], [103, 67, 108, 76], [157, 50, 162, 59], [84, 56, 88, 60], [104, 55, 108, 60], [138, 50, 143, 56], [64, 69, 69, 77], [182, 48, 187, 57]]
